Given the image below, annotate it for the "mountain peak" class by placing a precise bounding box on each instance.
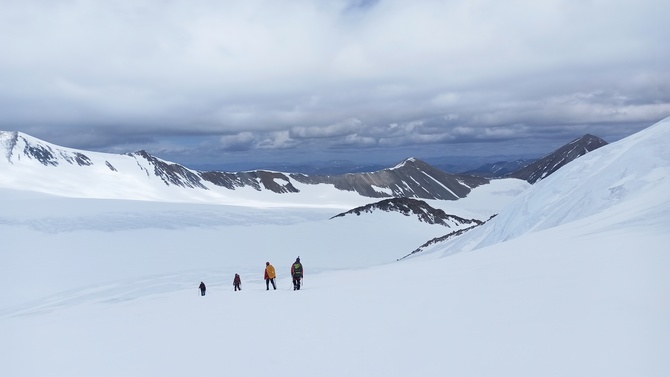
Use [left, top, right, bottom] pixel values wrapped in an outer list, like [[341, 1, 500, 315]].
[[391, 157, 420, 169], [507, 134, 608, 183], [292, 158, 488, 200]]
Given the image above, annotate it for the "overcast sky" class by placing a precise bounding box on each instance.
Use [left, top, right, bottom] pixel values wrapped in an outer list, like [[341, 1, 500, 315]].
[[1, 0, 669, 169]]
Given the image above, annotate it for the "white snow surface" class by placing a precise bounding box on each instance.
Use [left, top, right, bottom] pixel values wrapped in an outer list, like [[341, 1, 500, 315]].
[[1, 118, 670, 376]]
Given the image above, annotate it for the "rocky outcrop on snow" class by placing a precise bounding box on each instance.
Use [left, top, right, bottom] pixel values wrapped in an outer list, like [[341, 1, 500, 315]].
[[331, 197, 484, 228], [200, 170, 300, 193], [398, 214, 497, 259], [131, 150, 207, 189], [2, 131, 95, 168], [398, 226, 478, 260]]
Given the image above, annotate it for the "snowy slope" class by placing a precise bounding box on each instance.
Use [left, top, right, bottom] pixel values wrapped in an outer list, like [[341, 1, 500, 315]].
[[421, 117, 670, 255], [0, 177, 527, 312]]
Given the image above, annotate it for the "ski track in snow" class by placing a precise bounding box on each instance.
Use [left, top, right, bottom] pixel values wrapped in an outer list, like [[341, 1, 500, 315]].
[[0, 270, 243, 319]]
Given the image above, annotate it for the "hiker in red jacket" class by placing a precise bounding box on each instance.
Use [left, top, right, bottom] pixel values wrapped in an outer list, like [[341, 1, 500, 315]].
[[233, 273, 241, 291]]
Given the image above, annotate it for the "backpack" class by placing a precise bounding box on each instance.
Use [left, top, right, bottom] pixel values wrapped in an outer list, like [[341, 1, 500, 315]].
[[292, 263, 303, 277]]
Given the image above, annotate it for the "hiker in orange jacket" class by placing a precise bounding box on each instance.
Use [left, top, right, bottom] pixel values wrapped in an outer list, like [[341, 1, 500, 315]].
[[264, 262, 277, 290]]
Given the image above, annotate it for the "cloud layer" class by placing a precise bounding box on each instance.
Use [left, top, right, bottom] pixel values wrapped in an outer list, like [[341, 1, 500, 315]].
[[1, 0, 669, 166]]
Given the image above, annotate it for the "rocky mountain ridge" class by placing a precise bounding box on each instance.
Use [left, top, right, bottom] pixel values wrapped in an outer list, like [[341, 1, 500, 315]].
[[0, 131, 486, 201], [505, 134, 608, 183], [331, 197, 484, 227]]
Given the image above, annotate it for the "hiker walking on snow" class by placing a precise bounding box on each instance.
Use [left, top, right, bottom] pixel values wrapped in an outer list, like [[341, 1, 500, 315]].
[[291, 257, 303, 291], [199, 281, 206, 296], [233, 273, 242, 291], [265, 262, 277, 290]]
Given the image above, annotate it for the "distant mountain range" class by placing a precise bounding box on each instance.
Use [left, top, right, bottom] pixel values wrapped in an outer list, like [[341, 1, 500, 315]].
[[0, 130, 607, 202], [462, 159, 536, 178], [195, 160, 389, 175]]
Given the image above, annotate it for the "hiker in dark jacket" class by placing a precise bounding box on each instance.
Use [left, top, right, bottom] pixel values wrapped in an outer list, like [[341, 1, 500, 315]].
[[233, 274, 242, 291], [290, 257, 303, 291], [199, 281, 206, 296]]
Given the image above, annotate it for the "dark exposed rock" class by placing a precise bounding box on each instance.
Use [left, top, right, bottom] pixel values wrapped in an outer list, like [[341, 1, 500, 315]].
[[23, 142, 58, 166], [2, 131, 19, 162], [255, 171, 300, 193], [397, 226, 478, 260], [397, 214, 497, 260], [199, 170, 300, 193], [199, 171, 255, 190], [73, 153, 93, 166], [105, 161, 117, 172], [331, 197, 484, 228], [12, 133, 94, 168], [58, 151, 94, 166], [507, 134, 608, 183], [132, 150, 207, 189]]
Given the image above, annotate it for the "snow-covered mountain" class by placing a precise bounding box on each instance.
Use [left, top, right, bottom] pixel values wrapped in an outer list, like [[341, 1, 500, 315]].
[[506, 134, 608, 183], [0, 131, 486, 203], [414, 120, 669, 257], [292, 157, 488, 200]]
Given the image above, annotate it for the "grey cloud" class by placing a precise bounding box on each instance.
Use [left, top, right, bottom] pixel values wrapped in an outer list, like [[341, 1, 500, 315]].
[[218, 130, 301, 152], [219, 132, 257, 151], [0, 0, 668, 167], [290, 118, 364, 139]]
